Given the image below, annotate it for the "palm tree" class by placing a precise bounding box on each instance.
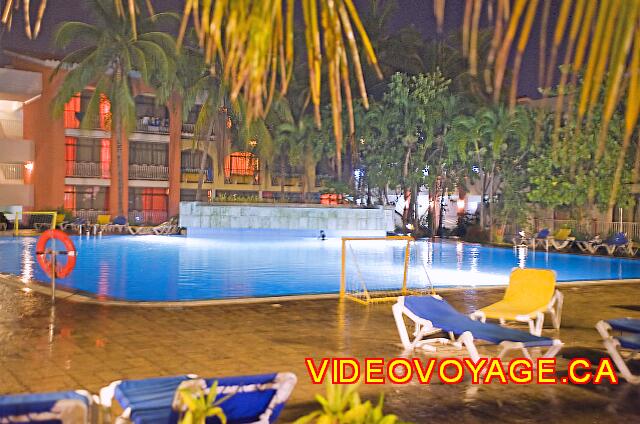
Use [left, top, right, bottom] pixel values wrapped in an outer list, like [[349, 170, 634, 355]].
[[447, 105, 531, 235], [149, 31, 211, 215], [52, 0, 174, 217]]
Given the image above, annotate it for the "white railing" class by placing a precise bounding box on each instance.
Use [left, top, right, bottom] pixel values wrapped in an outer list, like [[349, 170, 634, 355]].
[[128, 210, 168, 225], [180, 123, 215, 139], [67, 162, 103, 178], [181, 168, 213, 182], [73, 210, 108, 224], [0, 163, 24, 181], [181, 123, 195, 136], [129, 164, 169, 180], [0, 119, 23, 139], [136, 120, 169, 134]]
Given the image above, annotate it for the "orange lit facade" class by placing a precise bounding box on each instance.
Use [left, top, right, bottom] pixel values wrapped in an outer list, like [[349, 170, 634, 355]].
[[1, 51, 321, 224]]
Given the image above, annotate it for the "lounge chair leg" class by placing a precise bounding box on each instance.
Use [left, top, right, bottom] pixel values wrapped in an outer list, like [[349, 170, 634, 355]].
[[534, 312, 545, 337], [459, 332, 480, 363], [550, 290, 563, 330], [596, 321, 640, 384], [469, 311, 486, 323], [392, 301, 413, 350]]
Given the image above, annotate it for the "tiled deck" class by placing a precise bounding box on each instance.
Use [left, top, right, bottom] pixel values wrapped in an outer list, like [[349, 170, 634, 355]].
[[0, 278, 639, 422]]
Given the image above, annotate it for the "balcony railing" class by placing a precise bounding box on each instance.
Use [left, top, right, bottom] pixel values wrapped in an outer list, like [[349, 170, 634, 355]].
[[73, 210, 108, 224], [129, 164, 169, 180], [136, 119, 169, 135], [181, 123, 215, 140], [0, 119, 23, 139], [128, 210, 168, 225], [272, 173, 302, 187], [181, 168, 213, 183], [66, 161, 106, 178], [224, 174, 260, 185], [0, 163, 24, 181], [315, 174, 332, 187]]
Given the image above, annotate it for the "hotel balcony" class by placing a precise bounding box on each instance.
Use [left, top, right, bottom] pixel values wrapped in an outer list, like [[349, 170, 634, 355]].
[[0, 118, 23, 139], [73, 209, 108, 224], [271, 173, 303, 187], [66, 161, 108, 178], [135, 118, 169, 135], [129, 164, 169, 180], [181, 168, 213, 183], [0, 163, 33, 207]]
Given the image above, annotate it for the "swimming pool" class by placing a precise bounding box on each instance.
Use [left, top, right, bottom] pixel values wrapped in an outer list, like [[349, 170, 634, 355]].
[[1, 231, 639, 301]]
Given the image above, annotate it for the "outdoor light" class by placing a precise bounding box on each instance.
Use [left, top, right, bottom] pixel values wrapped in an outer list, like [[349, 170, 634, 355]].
[[249, 138, 258, 147], [457, 199, 465, 211], [24, 162, 34, 172], [472, 165, 480, 173]]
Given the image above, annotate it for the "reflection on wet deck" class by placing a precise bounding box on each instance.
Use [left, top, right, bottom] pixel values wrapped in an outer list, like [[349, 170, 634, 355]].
[[0, 278, 639, 423]]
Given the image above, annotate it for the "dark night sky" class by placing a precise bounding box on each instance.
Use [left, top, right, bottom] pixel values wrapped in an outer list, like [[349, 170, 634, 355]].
[[0, 0, 562, 98]]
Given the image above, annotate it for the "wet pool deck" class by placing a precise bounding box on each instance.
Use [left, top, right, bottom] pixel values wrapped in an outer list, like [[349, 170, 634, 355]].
[[0, 278, 639, 423]]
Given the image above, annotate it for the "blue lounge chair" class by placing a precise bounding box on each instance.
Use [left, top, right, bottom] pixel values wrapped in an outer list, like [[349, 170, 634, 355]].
[[0, 390, 94, 423], [599, 232, 633, 256], [100, 372, 297, 423], [596, 318, 640, 384], [532, 228, 551, 251], [393, 295, 563, 361]]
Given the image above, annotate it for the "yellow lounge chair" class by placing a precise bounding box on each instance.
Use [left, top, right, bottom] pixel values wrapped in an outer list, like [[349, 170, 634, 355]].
[[96, 214, 111, 225], [470, 268, 563, 336], [549, 228, 575, 251]]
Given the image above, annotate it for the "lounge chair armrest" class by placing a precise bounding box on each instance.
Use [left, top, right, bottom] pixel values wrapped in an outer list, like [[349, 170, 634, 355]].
[[469, 310, 486, 322], [596, 320, 613, 339], [98, 380, 120, 407]]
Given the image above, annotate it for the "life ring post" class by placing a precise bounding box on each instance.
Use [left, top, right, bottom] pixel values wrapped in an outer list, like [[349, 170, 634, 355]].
[[35, 230, 77, 302]]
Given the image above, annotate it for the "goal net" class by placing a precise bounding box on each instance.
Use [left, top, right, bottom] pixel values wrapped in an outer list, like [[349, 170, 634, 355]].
[[340, 236, 435, 304], [13, 211, 58, 236]]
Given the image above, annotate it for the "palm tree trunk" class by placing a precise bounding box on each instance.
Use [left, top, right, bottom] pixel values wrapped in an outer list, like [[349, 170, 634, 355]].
[[115, 114, 124, 217], [280, 154, 286, 202], [196, 118, 216, 202]]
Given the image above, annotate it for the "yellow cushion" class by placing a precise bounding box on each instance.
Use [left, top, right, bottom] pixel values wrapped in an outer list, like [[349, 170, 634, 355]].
[[97, 214, 111, 225], [480, 268, 556, 320], [553, 228, 572, 240]]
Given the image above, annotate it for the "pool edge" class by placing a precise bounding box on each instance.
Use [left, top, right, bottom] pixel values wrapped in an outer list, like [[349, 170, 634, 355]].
[[2, 273, 640, 308]]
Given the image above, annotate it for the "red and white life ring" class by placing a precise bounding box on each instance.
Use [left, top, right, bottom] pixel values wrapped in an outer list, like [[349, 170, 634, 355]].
[[35, 230, 77, 278]]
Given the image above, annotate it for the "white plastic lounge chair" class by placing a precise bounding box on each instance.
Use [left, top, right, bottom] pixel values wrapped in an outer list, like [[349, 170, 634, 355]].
[[524, 229, 550, 251], [152, 220, 179, 235], [596, 318, 640, 384], [617, 242, 639, 257], [100, 372, 297, 423], [470, 268, 563, 336], [576, 235, 603, 254], [599, 233, 631, 256], [393, 295, 563, 362], [0, 390, 95, 423]]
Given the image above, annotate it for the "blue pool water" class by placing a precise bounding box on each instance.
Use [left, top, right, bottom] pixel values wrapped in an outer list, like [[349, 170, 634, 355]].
[[1, 232, 640, 301]]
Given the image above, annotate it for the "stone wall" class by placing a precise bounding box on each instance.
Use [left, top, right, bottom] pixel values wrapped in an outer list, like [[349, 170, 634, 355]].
[[179, 202, 395, 236]]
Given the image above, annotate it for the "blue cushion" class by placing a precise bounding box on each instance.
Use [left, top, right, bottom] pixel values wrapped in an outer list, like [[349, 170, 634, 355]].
[[113, 216, 127, 225], [115, 373, 287, 424], [0, 391, 90, 423], [404, 296, 554, 346], [618, 334, 640, 350], [537, 228, 550, 239], [608, 318, 640, 333]]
